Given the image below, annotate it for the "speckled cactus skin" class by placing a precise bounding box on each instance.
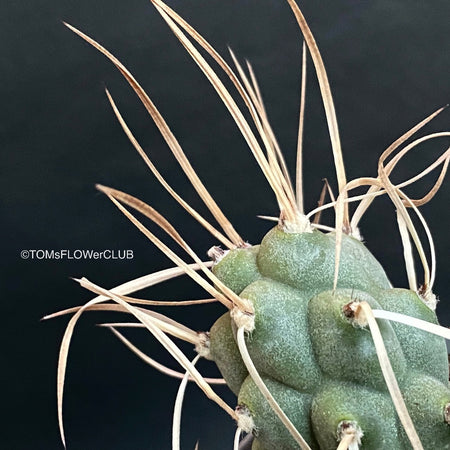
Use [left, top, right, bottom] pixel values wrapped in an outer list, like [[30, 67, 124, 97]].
[[209, 226, 450, 449]]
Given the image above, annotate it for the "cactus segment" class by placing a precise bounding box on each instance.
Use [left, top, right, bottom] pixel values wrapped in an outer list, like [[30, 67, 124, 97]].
[[212, 245, 261, 295], [308, 289, 406, 390], [401, 372, 450, 449], [209, 312, 248, 395], [375, 289, 449, 384], [238, 375, 318, 449], [311, 381, 403, 449], [238, 278, 322, 393], [256, 228, 391, 295], [209, 226, 450, 449]]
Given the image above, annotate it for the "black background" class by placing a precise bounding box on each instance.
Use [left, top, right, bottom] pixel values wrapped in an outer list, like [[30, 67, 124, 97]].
[[3, 1, 450, 449]]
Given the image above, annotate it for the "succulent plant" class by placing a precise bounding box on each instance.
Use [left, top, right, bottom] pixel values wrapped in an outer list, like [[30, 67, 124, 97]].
[[48, 1, 450, 448]]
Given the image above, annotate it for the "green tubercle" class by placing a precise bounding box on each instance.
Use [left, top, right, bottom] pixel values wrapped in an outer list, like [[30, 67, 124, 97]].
[[256, 227, 391, 295], [311, 380, 404, 449], [238, 375, 318, 450], [209, 312, 248, 396], [308, 289, 407, 390], [238, 278, 322, 393], [212, 245, 261, 295]]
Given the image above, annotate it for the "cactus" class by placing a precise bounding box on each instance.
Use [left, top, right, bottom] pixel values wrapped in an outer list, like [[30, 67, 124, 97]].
[[47, 1, 450, 449]]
